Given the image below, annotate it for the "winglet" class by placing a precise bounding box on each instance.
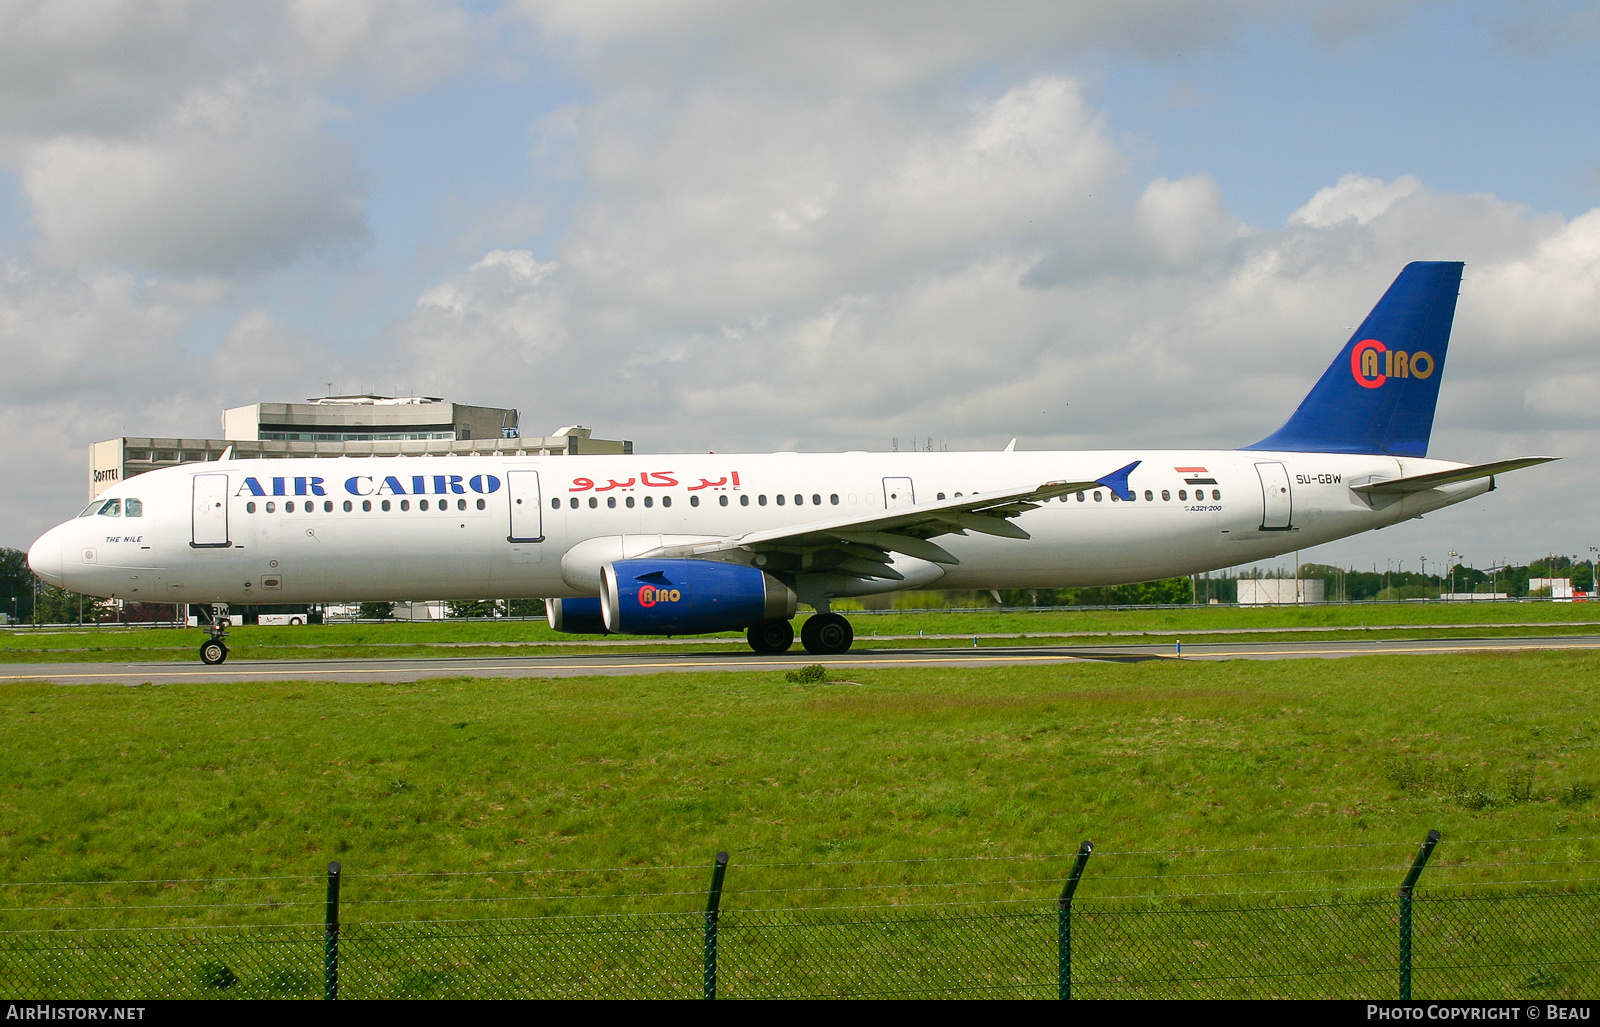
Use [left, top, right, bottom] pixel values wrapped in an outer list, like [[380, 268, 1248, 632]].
[[1096, 460, 1141, 501]]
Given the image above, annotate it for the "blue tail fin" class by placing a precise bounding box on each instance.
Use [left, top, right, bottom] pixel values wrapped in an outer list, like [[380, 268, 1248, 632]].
[[1243, 261, 1463, 457]]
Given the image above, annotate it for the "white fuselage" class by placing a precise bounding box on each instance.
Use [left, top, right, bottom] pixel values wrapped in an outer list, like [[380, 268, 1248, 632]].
[[29, 449, 1491, 606]]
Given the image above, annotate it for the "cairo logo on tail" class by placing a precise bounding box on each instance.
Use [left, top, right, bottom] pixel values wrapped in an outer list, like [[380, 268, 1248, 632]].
[[1349, 339, 1436, 390]]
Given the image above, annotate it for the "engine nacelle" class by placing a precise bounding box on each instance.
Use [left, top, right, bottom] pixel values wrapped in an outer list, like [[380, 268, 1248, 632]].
[[601, 559, 796, 634], [546, 597, 609, 634]]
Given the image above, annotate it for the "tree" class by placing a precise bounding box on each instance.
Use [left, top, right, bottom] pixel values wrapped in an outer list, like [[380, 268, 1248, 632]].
[[447, 599, 503, 619], [0, 547, 33, 622], [506, 598, 546, 618], [33, 583, 111, 624], [358, 602, 395, 620]]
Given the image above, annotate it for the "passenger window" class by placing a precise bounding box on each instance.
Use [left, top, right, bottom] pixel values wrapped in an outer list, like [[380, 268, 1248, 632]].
[[1093, 492, 1102, 502], [400, 500, 410, 511], [796, 494, 804, 505], [740, 495, 749, 506], [775, 494, 784, 506], [457, 499, 466, 511], [246, 502, 256, 514], [125, 498, 143, 517], [1179, 490, 1187, 501], [381, 500, 391, 512], [1144, 490, 1153, 502], [937, 493, 946, 500], [362, 500, 371, 512], [287, 501, 296, 513], [477, 498, 486, 510], [266, 502, 276, 513], [690, 495, 700, 507], [1076, 492, 1085, 502], [644, 496, 653, 508], [420, 500, 429, 511], [1213, 489, 1222, 500], [625, 497, 635, 508], [662, 496, 672, 508], [607, 497, 616, 509], [719, 495, 728, 507], [344, 500, 353, 512], [830, 494, 839, 505], [759, 495, 767, 506], [551, 498, 560, 509], [323, 501, 333, 512], [1161, 490, 1170, 501], [812, 494, 821, 506], [588, 497, 597, 508]]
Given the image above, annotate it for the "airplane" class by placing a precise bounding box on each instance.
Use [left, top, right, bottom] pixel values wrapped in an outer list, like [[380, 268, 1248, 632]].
[[27, 261, 1555, 665]]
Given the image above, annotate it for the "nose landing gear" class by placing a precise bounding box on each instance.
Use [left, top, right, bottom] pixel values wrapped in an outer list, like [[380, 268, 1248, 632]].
[[199, 603, 230, 665]]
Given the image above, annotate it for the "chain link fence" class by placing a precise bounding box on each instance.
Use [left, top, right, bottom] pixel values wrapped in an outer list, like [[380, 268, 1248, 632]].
[[3, 836, 1598, 999]]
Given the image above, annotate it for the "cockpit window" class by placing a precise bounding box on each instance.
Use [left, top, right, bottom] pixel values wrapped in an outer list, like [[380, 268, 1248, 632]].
[[78, 502, 99, 517], [96, 499, 121, 517], [124, 498, 143, 517]]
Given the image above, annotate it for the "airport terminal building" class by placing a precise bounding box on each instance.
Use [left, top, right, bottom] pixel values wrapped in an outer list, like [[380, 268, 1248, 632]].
[[89, 395, 631, 500]]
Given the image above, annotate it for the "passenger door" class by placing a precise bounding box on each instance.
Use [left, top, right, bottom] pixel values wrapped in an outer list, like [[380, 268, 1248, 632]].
[[191, 473, 230, 548], [507, 469, 544, 542], [1254, 462, 1293, 530]]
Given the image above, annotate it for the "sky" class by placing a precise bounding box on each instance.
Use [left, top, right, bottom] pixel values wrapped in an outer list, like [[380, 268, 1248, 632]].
[[2, 0, 1598, 577]]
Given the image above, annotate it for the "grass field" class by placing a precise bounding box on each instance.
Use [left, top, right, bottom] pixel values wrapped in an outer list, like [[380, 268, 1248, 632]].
[[4, 649, 1599, 997], [3, 599, 1598, 663]]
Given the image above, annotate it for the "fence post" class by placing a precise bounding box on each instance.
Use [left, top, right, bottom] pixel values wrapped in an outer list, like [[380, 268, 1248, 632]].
[[704, 851, 729, 1000], [1398, 830, 1440, 1000], [324, 861, 342, 1001], [1058, 840, 1093, 1000]]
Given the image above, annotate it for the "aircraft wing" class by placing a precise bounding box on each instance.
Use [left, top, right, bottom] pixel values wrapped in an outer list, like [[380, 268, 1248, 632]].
[[1350, 456, 1557, 496], [642, 461, 1141, 580]]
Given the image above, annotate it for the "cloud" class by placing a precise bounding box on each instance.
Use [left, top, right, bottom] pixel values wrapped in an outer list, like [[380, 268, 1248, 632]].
[[518, 1, 1371, 91], [1289, 173, 1422, 228], [21, 70, 366, 274]]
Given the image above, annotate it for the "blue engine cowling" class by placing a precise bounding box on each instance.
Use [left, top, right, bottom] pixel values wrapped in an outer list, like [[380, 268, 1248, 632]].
[[546, 597, 609, 634], [600, 559, 796, 634]]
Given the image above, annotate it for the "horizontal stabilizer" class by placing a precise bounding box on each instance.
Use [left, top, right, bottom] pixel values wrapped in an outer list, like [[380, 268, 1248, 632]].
[[1351, 456, 1557, 495]]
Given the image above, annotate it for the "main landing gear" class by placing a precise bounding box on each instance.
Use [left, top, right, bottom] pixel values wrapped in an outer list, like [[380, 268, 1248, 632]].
[[199, 603, 229, 665], [745, 613, 854, 656]]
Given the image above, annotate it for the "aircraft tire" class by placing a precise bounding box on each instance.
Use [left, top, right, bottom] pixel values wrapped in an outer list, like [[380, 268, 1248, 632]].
[[801, 613, 853, 655], [200, 640, 228, 665], [747, 620, 794, 654]]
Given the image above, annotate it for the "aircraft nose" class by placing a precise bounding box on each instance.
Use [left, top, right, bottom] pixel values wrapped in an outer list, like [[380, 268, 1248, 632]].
[[28, 528, 64, 587]]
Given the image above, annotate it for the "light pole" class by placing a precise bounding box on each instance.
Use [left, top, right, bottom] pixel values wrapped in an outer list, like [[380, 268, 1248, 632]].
[[1590, 547, 1598, 601], [1448, 551, 1459, 599]]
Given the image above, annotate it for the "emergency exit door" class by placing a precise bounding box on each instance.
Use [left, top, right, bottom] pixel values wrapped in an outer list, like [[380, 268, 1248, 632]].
[[882, 477, 916, 509]]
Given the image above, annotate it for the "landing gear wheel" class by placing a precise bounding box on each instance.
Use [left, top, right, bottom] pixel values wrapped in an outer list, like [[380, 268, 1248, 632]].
[[801, 613, 853, 655], [200, 640, 228, 665], [747, 620, 794, 654]]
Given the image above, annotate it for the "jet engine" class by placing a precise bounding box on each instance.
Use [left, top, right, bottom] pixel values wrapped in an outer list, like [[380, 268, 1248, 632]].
[[600, 558, 796, 634], [545, 597, 609, 634]]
